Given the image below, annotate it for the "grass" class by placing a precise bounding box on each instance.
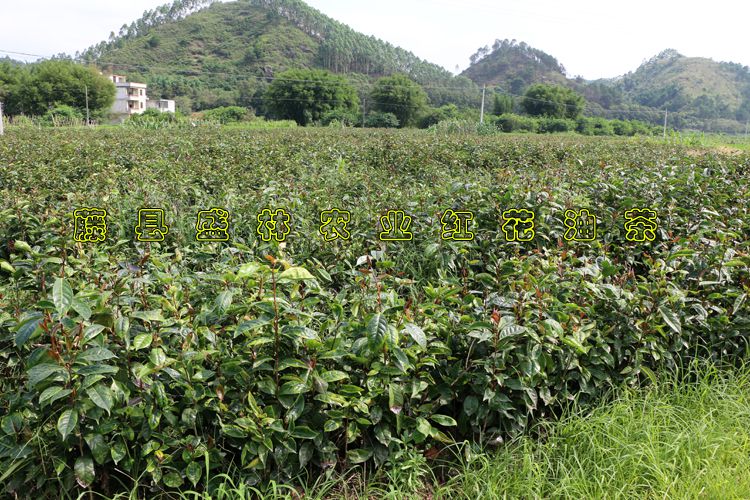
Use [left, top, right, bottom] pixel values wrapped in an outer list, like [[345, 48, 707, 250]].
[[78, 361, 750, 499], [447, 361, 750, 499]]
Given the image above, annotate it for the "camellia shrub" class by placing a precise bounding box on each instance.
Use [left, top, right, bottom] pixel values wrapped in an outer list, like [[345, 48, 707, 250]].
[[0, 128, 748, 497]]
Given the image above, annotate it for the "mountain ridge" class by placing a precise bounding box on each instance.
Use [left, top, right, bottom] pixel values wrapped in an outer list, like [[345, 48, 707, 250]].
[[77, 0, 479, 111], [461, 41, 750, 128]]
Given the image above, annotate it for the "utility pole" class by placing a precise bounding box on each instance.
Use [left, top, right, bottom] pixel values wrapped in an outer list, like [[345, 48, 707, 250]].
[[362, 95, 367, 128], [84, 85, 90, 125], [480, 84, 486, 124], [0, 102, 4, 136], [662, 108, 668, 139]]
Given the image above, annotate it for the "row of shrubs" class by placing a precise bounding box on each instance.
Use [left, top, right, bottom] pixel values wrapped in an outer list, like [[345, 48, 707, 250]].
[[426, 115, 661, 136], [124, 107, 297, 129], [493, 114, 661, 136], [5, 104, 661, 137], [321, 109, 661, 137]]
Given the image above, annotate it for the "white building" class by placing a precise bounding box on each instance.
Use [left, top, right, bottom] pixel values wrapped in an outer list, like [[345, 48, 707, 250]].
[[109, 75, 176, 119], [110, 75, 148, 116], [147, 99, 176, 114]]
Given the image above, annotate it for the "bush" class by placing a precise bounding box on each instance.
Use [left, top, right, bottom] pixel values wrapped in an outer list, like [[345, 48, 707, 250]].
[[521, 83, 585, 119], [630, 120, 658, 136], [494, 113, 538, 133], [0, 130, 749, 498], [42, 105, 84, 126], [365, 111, 400, 128], [537, 117, 575, 133], [201, 106, 252, 124], [320, 109, 360, 127], [418, 104, 460, 129], [576, 117, 614, 136], [610, 119, 633, 136], [123, 109, 200, 129]]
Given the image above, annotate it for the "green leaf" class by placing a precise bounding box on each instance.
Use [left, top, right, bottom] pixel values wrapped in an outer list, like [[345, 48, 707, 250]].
[[14, 240, 32, 253], [132, 310, 164, 322], [416, 417, 432, 437], [186, 461, 202, 487], [388, 383, 403, 415], [133, 333, 153, 350], [75, 364, 118, 376], [279, 381, 309, 395], [115, 317, 130, 337], [291, 426, 318, 439], [733, 293, 747, 316], [111, 441, 127, 464], [78, 347, 116, 362], [500, 325, 526, 339], [53, 278, 74, 317], [86, 384, 113, 414], [542, 318, 563, 336], [279, 266, 315, 282], [82, 324, 107, 344], [72, 298, 92, 320], [28, 363, 67, 388], [347, 448, 373, 464], [463, 395, 479, 416], [74, 456, 95, 488], [367, 313, 388, 349], [215, 290, 234, 313], [403, 323, 427, 348], [1, 414, 23, 435], [320, 370, 349, 383], [39, 386, 72, 407], [237, 262, 263, 279], [15, 316, 42, 347], [430, 414, 457, 426], [0, 260, 15, 273], [299, 441, 314, 468], [658, 305, 681, 335], [235, 316, 272, 338], [85, 433, 109, 464], [163, 472, 183, 488], [57, 409, 78, 440]]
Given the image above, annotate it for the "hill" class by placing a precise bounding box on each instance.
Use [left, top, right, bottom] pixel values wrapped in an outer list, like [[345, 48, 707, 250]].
[[460, 39, 569, 93], [461, 42, 750, 130], [77, 0, 480, 111], [618, 49, 750, 122]]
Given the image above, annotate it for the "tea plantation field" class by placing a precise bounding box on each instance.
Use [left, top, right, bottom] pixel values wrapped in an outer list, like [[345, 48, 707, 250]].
[[0, 128, 748, 497]]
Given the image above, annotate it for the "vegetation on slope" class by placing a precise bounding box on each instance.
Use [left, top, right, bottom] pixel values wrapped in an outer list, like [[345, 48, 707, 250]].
[[619, 49, 750, 122], [460, 39, 569, 93], [462, 42, 750, 132], [76, 0, 480, 111]]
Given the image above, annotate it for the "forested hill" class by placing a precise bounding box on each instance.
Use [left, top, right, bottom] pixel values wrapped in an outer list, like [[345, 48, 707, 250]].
[[461, 41, 750, 128], [617, 49, 750, 122], [77, 0, 479, 111], [460, 39, 569, 93]]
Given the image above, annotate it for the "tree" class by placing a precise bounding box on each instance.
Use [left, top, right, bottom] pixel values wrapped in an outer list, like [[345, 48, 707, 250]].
[[365, 111, 399, 128], [1, 60, 115, 118], [370, 74, 427, 127], [521, 84, 585, 119], [493, 93, 514, 115], [265, 69, 359, 126]]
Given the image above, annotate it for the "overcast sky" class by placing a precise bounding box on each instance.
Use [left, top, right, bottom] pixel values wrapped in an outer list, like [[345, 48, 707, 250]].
[[1, 0, 748, 79]]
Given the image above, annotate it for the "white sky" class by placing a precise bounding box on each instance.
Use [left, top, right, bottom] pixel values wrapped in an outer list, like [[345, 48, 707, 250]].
[[1, 0, 748, 79]]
